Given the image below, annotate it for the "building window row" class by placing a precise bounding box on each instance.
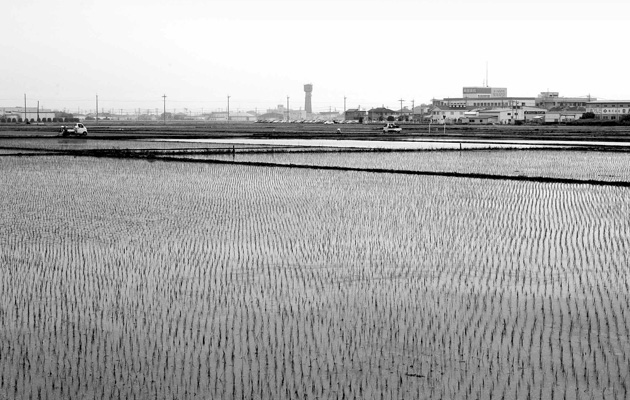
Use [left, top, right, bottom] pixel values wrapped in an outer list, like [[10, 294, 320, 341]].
[[592, 104, 630, 108]]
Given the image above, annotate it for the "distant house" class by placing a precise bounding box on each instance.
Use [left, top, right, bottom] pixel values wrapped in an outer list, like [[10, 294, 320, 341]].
[[411, 104, 433, 121], [318, 111, 342, 121], [548, 106, 585, 122], [429, 105, 472, 123], [481, 109, 515, 124], [257, 112, 283, 121], [208, 111, 256, 122], [367, 107, 396, 121], [344, 108, 367, 121], [230, 112, 257, 122], [397, 107, 414, 121], [544, 112, 560, 124]]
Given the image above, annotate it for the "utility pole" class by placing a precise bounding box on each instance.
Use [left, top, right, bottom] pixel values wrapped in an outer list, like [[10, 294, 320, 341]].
[[37, 101, 40, 122], [96, 94, 99, 124], [227, 95, 230, 124], [412, 99, 415, 122], [344, 96, 347, 119], [162, 94, 167, 124], [24, 94, 27, 123], [286, 96, 290, 121], [399, 98, 404, 121]]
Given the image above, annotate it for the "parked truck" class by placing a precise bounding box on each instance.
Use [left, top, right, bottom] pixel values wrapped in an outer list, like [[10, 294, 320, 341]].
[[59, 123, 88, 137]]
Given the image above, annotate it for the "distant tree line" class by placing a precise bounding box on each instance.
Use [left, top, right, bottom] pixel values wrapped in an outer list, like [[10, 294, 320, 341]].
[[568, 112, 630, 126]]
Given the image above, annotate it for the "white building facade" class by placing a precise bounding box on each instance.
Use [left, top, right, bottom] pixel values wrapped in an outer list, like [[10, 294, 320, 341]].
[[586, 101, 630, 120], [433, 97, 536, 108], [1, 107, 56, 122], [462, 86, 508, 98]]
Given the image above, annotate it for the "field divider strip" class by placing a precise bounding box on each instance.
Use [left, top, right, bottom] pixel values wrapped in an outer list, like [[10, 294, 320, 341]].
[[0, 153, 63, 157]]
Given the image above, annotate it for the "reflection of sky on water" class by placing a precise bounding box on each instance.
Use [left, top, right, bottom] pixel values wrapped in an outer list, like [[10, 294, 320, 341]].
[[406, 138, 630, 147], [154, 138, 577, 150]]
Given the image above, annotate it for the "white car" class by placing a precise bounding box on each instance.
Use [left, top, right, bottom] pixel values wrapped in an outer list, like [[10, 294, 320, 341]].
[[383, 123, 402, 133]]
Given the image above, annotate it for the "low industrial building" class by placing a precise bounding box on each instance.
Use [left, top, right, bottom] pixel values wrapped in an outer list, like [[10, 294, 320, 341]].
[[433, 85, 536, 109], [586, 101, 630, 120], [262, 105, 306, 121], [461, 108, 520, 124], [461, 106, 548, 124], [524, 108, 546, 122], [463, 86, 508, 98], [429, 106, 472, 123], [257, 112, 283, 121], [463, 115, 499, 124], [1, 106, 56, 122], [433, 97, 536, 108], [207, 111, 257, 122], [536, 92, 594, 109]]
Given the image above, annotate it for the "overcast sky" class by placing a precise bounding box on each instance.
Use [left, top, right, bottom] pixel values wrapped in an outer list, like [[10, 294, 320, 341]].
[[2, 0, 629, 114]]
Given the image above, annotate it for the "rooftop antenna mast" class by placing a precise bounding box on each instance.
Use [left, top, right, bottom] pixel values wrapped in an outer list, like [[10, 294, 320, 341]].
[[485, 61, 489, 87]]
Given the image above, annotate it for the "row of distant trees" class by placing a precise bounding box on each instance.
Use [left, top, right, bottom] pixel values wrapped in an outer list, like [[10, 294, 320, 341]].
[[376, 116, 410, 122], [573, 112, 630, 125]]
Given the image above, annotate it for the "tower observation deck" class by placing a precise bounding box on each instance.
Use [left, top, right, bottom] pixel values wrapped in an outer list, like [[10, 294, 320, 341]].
[[304, 84, 313, 114]]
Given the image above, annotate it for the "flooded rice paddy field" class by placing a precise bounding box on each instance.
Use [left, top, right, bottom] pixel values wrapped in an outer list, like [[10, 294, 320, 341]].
[[168, 149, 630, 183], [158, 137, 562, 150], [0, 138, 237, 152], [1, 155, 629, 399]]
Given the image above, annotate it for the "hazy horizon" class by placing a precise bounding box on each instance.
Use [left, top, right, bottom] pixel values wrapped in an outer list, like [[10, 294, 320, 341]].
[[2, 0, 629, 114]]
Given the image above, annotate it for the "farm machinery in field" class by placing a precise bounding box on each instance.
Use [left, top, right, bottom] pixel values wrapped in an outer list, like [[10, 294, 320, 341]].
[[59, 123, 88, 137]]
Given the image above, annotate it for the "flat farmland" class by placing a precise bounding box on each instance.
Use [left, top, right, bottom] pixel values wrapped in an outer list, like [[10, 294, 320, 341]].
[[0, 137, 238, 152], [1, 155, 629, 399], [178, 149, 630, 183], [4, 120, 630, 141]]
